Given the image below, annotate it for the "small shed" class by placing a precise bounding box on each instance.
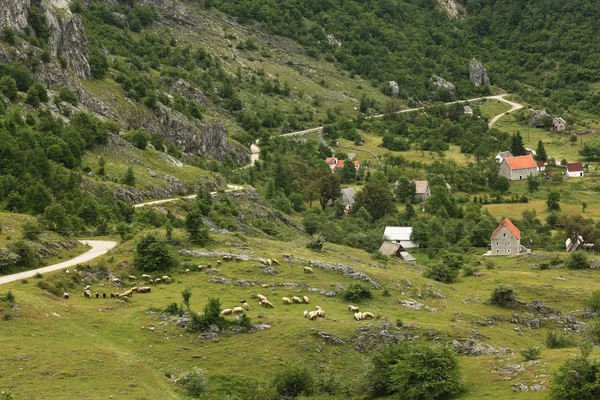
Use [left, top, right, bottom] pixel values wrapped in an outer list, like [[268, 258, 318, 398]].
[[379, 242, 403, 257], [536, 161, 545, 172], [463, 105, 473, 115], [566, 162, 584, 178], [414, 180, 430, 201]]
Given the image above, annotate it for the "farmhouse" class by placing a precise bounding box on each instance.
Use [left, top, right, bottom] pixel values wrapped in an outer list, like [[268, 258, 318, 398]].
[[382, 226, 417, 249], [565, 162, 584, 178], [536, 161, 545, 172], [499, 155, 538, 180], [324, 157, 361, 173], [490, 218, 524, 255], [415, 180, 430, 201], [495, 151, 513, 164], [552, 117, 567, 132]]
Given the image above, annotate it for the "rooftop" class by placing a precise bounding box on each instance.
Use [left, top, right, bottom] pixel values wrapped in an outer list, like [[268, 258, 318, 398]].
[[505, 155, 537, 170], [415, 180, 429, 194], [566, 162, 584, 172], [491, 218, 521, 240], [383, 226, 413, 241]]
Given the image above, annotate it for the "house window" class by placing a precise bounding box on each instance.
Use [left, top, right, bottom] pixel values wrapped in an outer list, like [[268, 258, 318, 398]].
[[503, 233, 506, 237], [520, 175, 523, 180], [508, 249, 511, 253], [496, 249, 499, 253], [496, 241, 499, 246]]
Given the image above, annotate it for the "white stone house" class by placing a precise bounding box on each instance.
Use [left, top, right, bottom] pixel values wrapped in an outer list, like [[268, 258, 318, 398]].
[[414, 180, 430, 201], [491, 218, 523, 255], [382, 227, 417, 249], [552, 117, 567, 132], [499, 155, 538, 180]]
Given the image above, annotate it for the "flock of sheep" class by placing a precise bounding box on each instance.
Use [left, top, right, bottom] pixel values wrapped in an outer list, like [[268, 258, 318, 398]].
[[62, 254, 377, 323]]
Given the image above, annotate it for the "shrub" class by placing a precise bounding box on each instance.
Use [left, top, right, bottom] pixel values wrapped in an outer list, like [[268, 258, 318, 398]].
[[367, 341, 461, 399], [134, 234, 177, 273], [58, 87, 78, 106], [489, 285, 517, 307], [424, 262, 459, 283], [5, 291, 14, 303], [187, 297, 227, 332], [521, 346, 541, 361], [179, 368, 208, 398], [484, 259, 496, 270], [566, 251, 590, 270], [585, 319, 600, 345], [583, 290, 600, 311], [164, 302, 183, 316], [182, 287, 192, 310], [307, 233, 325, 251], [546, 331, 575, 349], [550, 347, 600, 399], [272, 364, 315, 398], [343, 283, 372, 303], [462, 264, 479, 277], [25, 82, 48, 107]]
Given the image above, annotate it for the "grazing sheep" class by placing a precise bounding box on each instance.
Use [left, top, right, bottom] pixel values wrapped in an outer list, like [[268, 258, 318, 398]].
[[154, 278, 162, 284], [242, 302, 249, 311], [354, 312, 363, 321], [303, 267, 314, 274], [259, 259, 267, 265], [316, 309, 325, 318], [223, 256, 232, 262], [149, 279, 154, 284], [292, 296, 302, 303], [348, 305, 360, 312], [271, 259, 280, 265], [119, 290, 133, 298], [65, 270, 70, 274], [112, 278, 121, 284], [207, 263, 212, 268], [256, 294, 267, 302], [235, 257, 242, 262], [217, 260, 222, 266], [304, 310, 308, 318], [131, 287, 139, 292], [102, 293, 107, 298], [315, 305, 321, 310], [303, 296, 310, 304], [137, 287, 151, 293], [283, 253, 291, 259], [110, 293, 116, 298], [308, 311, 318, 320], [197, 265, 204, 271], [95, 292, 99, 298], [84, 285, 91, 291], [261, 299, 274, 308], [161, 276, 170, 282], [63, 293, 70, 299], [84, 290, 92, 298], [232, 306, 244, 314], [282, 297, 292, 305], [185, 269, 190, 274], [141, 274, 152, 280], [221, 308, 233, 316], [266, 259, 273, 266], [128, 275, 137, 282], [261, 284, 269, 288], [361, 312, 375, 319]]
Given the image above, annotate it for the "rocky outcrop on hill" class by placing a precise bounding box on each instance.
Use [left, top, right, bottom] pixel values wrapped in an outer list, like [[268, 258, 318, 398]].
[[161, 78, 207, 104], [529, 110, 551, 127], [388, 81, 399, 97], [0, 0, 30, 31], [469, 58, 490, 86], [431, 75, 456, 92]]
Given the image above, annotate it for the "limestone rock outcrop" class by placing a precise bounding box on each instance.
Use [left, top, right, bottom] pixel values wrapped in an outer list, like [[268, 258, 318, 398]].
[[431, 75, 456, 92], [469, 58, 490, 86]]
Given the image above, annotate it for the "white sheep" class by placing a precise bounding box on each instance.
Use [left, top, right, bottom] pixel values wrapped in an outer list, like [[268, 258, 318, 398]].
[[137, 287, 151, 293], [261, 299, 274, 308], [84, 285, 91, 291], [242, 302, 250, 311], [185, 269, 190, 274], [354, 312, 363, 321], [65, 270, 70, 274], [271, 259, 280, 265], [362, 312, 375, 319], [308, 311, 318, 320], [303, 267, 314, 273], [63, 292, 70, 299], [232, 306, 244, 314], [316, 309, 325, 318], [161, 275, 170, 282], [112, 278, 121, 284], [128, 275, 137, 281], [303, 296, 310, 304], [217, 260, 222, 265], [154, 278, 162, 284], [315, 305, 321, 310], [292, 296, 302, 303], [348, 305, 360, 312], [282, 297, 292, 305], [303, 310, 308, 318], [256, 294, 267, 302], [266, 259, 273, 266], [221, 308, 233, 316], [84, 290, 92, 298], [130, 287, 139, 292], [141, 274, 152, 280]]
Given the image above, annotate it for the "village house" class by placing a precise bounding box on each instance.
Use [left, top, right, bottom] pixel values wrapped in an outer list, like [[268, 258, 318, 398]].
[[415, 180, 430, 201], [536, 161, 545, 172], [324, 157, 360, 173], [463, 105, 473, 115], [382, 226, 417, 249], [552, 117, 567, 132], [495, 151, 513, 164], [499, 155, 538, 180], [490, 218, 525, 255], [378, 242, 416, 262], [565, 162, 584, 178]]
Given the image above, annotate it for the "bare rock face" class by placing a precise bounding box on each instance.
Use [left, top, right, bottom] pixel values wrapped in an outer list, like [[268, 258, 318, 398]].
[[388, 81, 399, 97], [41, 0, 91, 79], [0, 0, 31, 31], [469, 58, 490, 86], [529, 110, 551, 127], [431, 75, 456, 92], [161, 78, 207, 104]]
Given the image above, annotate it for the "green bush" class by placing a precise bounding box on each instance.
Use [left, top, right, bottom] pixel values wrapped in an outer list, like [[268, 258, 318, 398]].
[[179, 368, 208, 398], [187, 297, 227, 332], [546, 331, 575, 349], [343, 283, 372, 303], [583, 290, 600, 311], [271, 364, 315, 398], [163, 302, 183, 316], [25, 82, 48, 107], [58, 87, 78, 106], [307, 233, 325, 251], [424, 262, 459, 283], [566, 251, 590, 270], [585, 319, 600, 345], [134, 234, 177, 273], [4, 291, 15, 303], [521, 346, 541, 361], [489, 285, 517, 307], [367, 341, 461, 399], [550, 347, 600, 399]]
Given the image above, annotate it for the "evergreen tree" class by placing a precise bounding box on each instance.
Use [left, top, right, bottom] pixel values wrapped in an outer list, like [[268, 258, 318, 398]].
[[395, 176, 416, 202], [536, 140, 548, 162], [123, 167, 136, 186], [510, 132, 526, 156], [184, 207, 210, 245]]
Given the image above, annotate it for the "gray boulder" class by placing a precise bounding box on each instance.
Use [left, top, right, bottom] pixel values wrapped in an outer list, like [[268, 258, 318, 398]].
[[529, 110, 551, 127], [431, 75, 456, 92], [469, 58, 490, 86], [388, 81, 399, 97]]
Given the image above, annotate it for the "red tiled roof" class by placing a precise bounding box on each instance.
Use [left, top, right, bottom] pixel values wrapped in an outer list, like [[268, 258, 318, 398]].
[[505, 155, 537, 170], [491, 218, 521, 240], [325, 157, 336, 165], [415, 180, 429, 194], [548, 171, 555, 177], [335, 160, 360, 169], [536, 161, 545, 168], [566, 162, 584, 172]]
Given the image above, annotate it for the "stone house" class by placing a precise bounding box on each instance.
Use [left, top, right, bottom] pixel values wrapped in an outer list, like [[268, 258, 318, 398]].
[[414, 180, 430, 201], [499, 155, 538, 180], [490, 218, 521, 255], [565, 162, 584, 178], [552, 117, 567, 132], [495, 151, 513, 164]]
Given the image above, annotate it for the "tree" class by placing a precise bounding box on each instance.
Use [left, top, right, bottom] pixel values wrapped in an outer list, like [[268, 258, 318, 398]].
[[367, 341, 461, 399], [134, 234, 177, 272], [343, 283, 372, 303], [566, 252, 589, 270], [184, 207, 210, 245], [352, 182, 395, 220], [25, 82, 48, 107], [510, 132, 526, 156], [0, 76, 18, 100], [123, 167, 136, 186], [527, 176, 540, 193], [272, 364, 315, 398], [582, 202, 588, 213], [182, 287, 192, 311], [194, 188, 213, 216], [547, 191, 561, 211], [132, 130, 148, 150], [491, 175, 510, 194], [489, 285, 517, 307], [338, 159, 356, 183], [26, 183, 52, 215], [550, 346, 600, 399], [318, 172, 341, 210], [535, 140, 548, 162], [424, 262, 459, 283], [395, 176, 416, 202], [42, 203, 70, 232]]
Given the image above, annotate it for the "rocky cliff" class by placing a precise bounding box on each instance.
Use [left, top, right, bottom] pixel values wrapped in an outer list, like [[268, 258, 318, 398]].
[[469, 58, 490, 86]]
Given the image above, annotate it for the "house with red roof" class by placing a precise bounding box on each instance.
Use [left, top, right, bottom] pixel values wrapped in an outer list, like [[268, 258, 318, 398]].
[[499, 155, 538, 180], [491, 218, 523, 255], [565, 162, 584, 178], [414, 180, 430, 201], [536, 161, 545, 172], [324, 157, 360, 173]]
